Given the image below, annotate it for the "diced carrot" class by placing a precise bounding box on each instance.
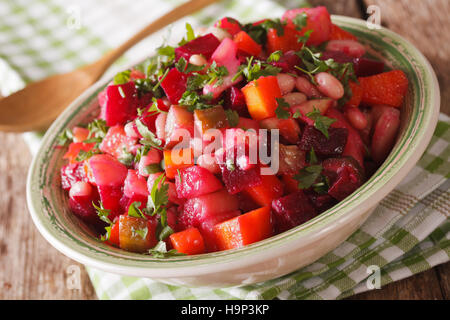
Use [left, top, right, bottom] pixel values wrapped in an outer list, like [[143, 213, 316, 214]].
[[243, 174, 283, 207], [344, 81, 363, 108], [118, 215, 158, 253], [242, 76, 282, 121], [213, 206, 272, 250], [266, 25, 302, 53], [63, 142, 95, 164], [233, 31, 262, 56], [163, 148, 194, 179], [169, 227, 205, 255], [107, 221, 120, 247], [359, 70, 409, 107], [329, 24, 357, 41], [194, 105, 229, 134]]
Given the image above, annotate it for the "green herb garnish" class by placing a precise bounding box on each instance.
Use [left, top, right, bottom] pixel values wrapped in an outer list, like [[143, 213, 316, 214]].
[[275, 97, 291, 119], [306, 108, 336, 139]]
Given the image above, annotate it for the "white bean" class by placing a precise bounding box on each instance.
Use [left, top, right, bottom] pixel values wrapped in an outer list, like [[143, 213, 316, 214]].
[[282, 92, 307, 107], [326, 40, 366, 58], [206, 26, 232, 41], [189, 54, 207, 66], [314, 72, 345, 100], [295, 77, 322, 98], [276, 73, 296, 95]]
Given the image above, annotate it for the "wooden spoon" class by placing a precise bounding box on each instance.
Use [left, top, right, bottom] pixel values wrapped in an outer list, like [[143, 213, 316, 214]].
[[0, 0, 218, 132]]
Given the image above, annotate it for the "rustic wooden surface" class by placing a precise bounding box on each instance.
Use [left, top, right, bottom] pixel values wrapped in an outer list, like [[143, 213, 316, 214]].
[[0, 0, 448, 300]]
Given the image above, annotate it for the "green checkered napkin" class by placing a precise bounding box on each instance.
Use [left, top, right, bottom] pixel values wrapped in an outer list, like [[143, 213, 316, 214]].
[[3, 0, 448, 300]]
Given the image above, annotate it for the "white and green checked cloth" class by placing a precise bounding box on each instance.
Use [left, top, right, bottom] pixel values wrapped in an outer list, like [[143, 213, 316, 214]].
[[2, 0, 448, 300]]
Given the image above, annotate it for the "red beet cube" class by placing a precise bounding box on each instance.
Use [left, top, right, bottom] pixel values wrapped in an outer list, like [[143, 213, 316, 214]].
[[61, 162, 87, 191], [100, 81, 138, 126], [160, 68, 189, 104], [322, 157, 364, 201], [271, 190, 317, 233], [175, 166, 223, 199], [175, 33, 220, 61], [299, 126, 348, 157]]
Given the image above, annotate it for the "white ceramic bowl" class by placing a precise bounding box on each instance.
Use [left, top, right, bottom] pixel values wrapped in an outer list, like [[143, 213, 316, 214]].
[[27, 16, 440, 287]]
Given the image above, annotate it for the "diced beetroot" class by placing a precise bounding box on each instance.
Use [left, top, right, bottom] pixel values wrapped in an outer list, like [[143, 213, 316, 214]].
[[199, 210, 241, 252], [100, 82, 138, 126], [179, 189, 239, 229], [282, 6, 332, 46], [175, 33, 221, 61], [299, 126, 348, 157], [305, 191, 337, 213], [322, 157, 364, 201], [353, 57, 385, 77], [160, 68, 189, 104], [225, 86, 248, 116], [123, 194, 148, 215], [220, 160, 262, 194], [61, 162, 87, 191], [175, 166, 223, 198], [271, 190, 317, 233], [97, 185, 123, 219], [270, 50, 302, 73], [278, 144, 306, 175], [203, 38, 242, 98], [69, 181, 100, 223], [326, 108, 366, 167], [164, 105, 194, 147], [320, 50, 353, 63], [135, 99, 168, 134], [124, 169, 149, 199], [99, 125, 137, 159], [86, 154, 128, 187], [325, 40, 366, 58], [215, 17, 242, 36]]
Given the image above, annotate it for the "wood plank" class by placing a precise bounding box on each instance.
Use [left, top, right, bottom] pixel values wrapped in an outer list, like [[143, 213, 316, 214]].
[[364, 0, 450, 115], [0, 133, 96, 299], [436, 262, 450, 299], [350, 267, 444, 300]]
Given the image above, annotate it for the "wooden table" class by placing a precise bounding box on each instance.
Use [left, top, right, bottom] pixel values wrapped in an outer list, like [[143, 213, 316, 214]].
[[0, 0, 448, 300]]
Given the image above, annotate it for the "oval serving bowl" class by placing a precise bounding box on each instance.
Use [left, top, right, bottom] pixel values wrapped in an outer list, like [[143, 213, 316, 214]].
[[27, 16, 440, 288]]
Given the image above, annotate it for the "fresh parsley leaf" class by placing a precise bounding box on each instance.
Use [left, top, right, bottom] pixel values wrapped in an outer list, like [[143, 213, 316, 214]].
[[275, 97, 291, 119], [293, 165, 323, 189], [225, 109, 240, 127], [291, 12, 308, 31], [87, 119, 108, 140], [113, 70, 131, 85], [308, 147, 318, 165], [57, 128, 73, 146], [178, 91, 214, 112], [146, 174, 169, 221], [157, 45, 175, 59], [128, 201, 147, 219], [148, 240, 185, 258], [143, 163, 163, 175], [135, 119, 163, 150], [178, 23, 196, 46], [175, 57, 204, 74], [131, 226, 148, 239], [306, 108, 337, 139], [118, 148, 134, 167], [267, 50, 283, 63], [158, 225, 174, 241], [75, 149, 101, 162], [206, 61, 229, 87], [93, 201, 112, 225], [233, 57, 281, 82]]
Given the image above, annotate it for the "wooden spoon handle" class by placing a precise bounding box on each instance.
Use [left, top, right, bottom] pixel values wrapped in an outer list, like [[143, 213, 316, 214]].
[[90, 0, 218, 76]]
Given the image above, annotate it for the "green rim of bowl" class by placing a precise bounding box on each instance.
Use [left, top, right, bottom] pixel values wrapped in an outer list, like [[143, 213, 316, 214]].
[[27, 16, 440, 275]]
